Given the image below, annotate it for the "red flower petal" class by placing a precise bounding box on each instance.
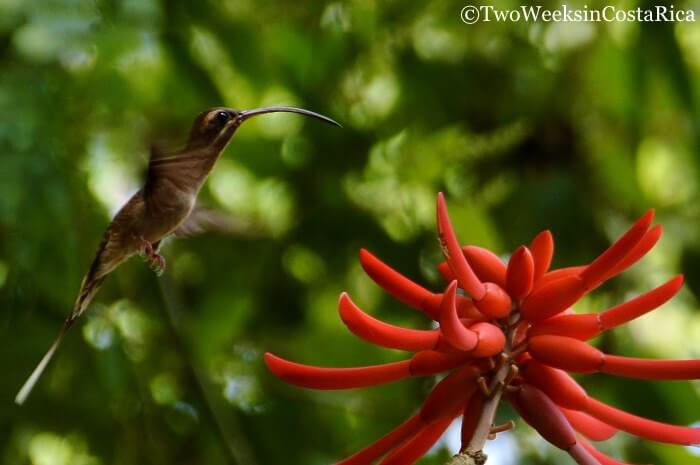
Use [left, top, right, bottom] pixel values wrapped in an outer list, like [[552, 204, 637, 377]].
[[601, 355, 700, 380], [264, 353, 411, 389], [420, 365, 479, 423], [359, 249, 438, 319], [579, 210, 654, 289], [453, 296, 487, 320], [463, 245, 507, 288], [578, 438, 649, 465], [379, 414, 456, 465], [530, 230, 554, 281], [561, 408, 618, 441], [567, 443, 605, 465], [437, 261, 454, 281], [599, 276, 683, 331], [530, 276, 683, 340], [530, 335, 700, 380], [529, 313, 602, 340], [460, 392, 483, 450], [597, 225, 663, 286], [510, 384, 577, 450], [334, 414, 424, 465], [506, 246, 535, 300], [521, 276, 586, 322], [521, 360, 589, 410], [439, 281, 479, 351], [436, 193, 486, 300], [409, 350, 472, 376], [584, 396, 700, 445], [528, 335, 603, 373], [338, 293, 440, 352], [437, 245, 508, 288], [537, 266, 587, 288]]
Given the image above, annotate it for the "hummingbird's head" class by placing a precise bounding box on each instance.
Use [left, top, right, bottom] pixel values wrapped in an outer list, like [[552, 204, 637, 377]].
[[186, 107, 240, 150], [186, 106, 341, 151]]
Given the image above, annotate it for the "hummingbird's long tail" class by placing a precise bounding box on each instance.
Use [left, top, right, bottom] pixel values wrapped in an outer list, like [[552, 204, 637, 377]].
[[15, 274, 106, 405], [14, 322, 70, 405]]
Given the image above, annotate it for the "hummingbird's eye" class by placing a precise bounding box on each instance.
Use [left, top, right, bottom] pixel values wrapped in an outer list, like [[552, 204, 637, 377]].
[[214, 111, 230, 126]]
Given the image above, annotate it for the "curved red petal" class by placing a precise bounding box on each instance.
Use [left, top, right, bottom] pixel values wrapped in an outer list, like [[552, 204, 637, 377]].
[[264, 353, 411, 389], [598, 225, 663, 286], [379, 414, 456, 465], [437, 261, 455, 281], [359, 248, 438, 318], [579, 210, 654, 289], [528, 335, 604, 374], [506, 246, 535, 300], [464, 245, 507, 288], [455, 295, 486, 320], [437, 245, 507, 288], [338, 293, 440, 351], [530, 230, 554, 281], [334, 414, 424, 465], [561, 408, 618, 441], [409, 350, 473, 376], [460, 392, 484, 450], [537, 266, 587, 288], [420, 365, 479, 423], [585, 396, 700, 445], [578, 438, 649, 465], [510, 384, 578, 450], [521, 276, 586, 321], [439, 281, 479, 351], [436, 193, 486, 300], [599, 276, 683, 331], [529, 313, 602, 340], [520, 360, 589, 410], [602, 355, 700, 380], [421, 293, 486, 322], [568, 442, 605, 465]]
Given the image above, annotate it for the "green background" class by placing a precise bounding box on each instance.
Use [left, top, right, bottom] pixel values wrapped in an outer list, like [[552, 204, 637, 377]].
[[1, 0, 699, 464]]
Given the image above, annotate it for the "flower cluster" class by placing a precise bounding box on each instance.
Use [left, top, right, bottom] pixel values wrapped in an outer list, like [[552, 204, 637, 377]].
[[265, 193, 700, 465]]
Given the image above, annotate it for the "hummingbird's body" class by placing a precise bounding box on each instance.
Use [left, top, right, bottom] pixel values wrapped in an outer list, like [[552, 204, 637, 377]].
[[16, 106, 339, 405]]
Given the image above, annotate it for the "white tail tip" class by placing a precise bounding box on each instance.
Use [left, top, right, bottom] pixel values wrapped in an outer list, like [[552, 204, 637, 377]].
[[15, 328, 66, 405]]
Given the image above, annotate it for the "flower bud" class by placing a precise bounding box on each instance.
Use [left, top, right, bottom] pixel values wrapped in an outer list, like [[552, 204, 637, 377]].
[[529, 230, 554, 281], [470, 322, 505, 357], [475, 282, 512, 318], [510, 384, 577, 450], [521, 360, 589, 410], [506, 246, 535, 300]]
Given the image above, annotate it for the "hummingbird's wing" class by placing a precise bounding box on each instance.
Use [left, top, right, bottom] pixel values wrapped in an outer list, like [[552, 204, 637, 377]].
[[145, 145, 209, 191], [173, 205, 263, 238]]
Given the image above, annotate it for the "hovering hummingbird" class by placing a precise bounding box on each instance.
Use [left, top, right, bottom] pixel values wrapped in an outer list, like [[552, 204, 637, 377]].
[[15, 106, 340, 405]]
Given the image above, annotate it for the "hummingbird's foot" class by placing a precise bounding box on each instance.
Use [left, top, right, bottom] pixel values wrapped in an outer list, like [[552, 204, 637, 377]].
[[149, 254, 166, 276], [136, 237, 166, 276]]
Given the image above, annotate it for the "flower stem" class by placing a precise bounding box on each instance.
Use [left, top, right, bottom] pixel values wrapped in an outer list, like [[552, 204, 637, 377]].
[[448, 315, 520, 465]]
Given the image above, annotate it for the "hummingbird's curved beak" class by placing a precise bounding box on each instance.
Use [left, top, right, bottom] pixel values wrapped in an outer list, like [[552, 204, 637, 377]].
[[238, 106, 342, 127]]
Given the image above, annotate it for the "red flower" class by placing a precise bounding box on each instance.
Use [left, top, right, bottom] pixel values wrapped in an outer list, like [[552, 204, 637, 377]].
[[265, 193, 700, 465]]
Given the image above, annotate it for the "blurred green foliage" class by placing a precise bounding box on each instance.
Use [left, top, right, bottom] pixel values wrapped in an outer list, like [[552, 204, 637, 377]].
[[1, 0, 700, 464]]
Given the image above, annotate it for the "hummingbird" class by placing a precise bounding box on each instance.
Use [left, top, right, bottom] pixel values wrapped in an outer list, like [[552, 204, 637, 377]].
[[15, 106, 340, 405]]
